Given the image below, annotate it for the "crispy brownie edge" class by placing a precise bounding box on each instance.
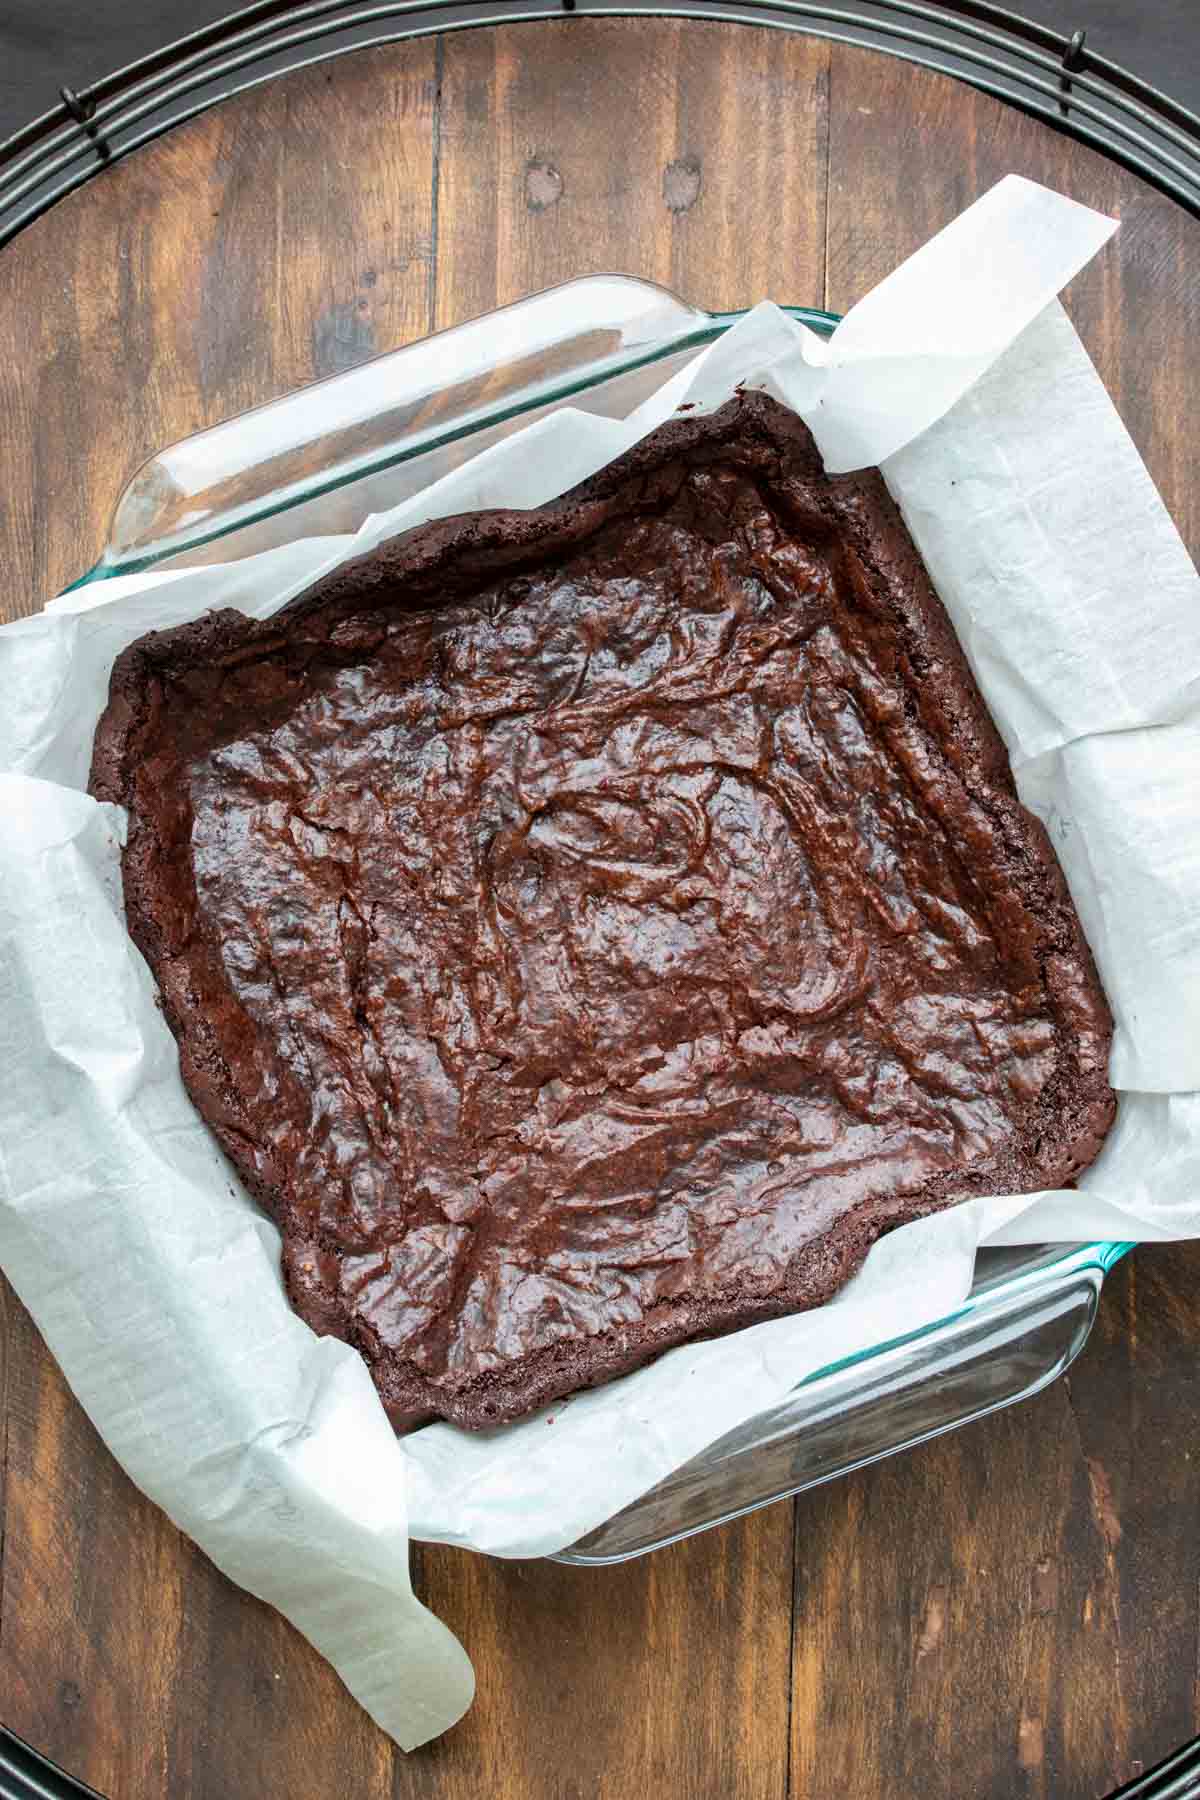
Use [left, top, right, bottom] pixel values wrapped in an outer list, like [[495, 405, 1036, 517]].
[[89, 392, 1116, 1432]]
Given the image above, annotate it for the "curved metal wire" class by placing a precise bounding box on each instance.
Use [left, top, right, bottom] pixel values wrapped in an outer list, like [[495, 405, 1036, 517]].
[[1, 17, 1197, 1800], [2, 0, 1200, 249], [0, 1726, 102, 1799]]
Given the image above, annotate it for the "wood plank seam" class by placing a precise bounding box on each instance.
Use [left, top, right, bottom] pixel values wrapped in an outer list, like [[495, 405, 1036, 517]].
[[1062, 1368, 1132, 1777], [429, 35, 445, 335], [791, 48, 831, 1800], [785, 1502, 800, 1800], [820, 53, 833, 314], [0, 28, 1196, 1797]]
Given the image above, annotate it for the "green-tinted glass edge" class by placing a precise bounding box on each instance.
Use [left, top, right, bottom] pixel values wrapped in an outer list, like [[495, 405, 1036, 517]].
[[65, 303, 839, 589], [59, 299, 1133, 1336], [792, 1239, 1134, 1397]]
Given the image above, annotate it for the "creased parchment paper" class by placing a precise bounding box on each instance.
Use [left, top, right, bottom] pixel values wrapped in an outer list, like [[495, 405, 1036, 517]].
[[3, 176, 1199, 1748]]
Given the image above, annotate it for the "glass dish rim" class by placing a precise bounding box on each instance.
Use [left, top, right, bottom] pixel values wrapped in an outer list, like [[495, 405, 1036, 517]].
[[792, 1237, 1132, 1398], [71, 298, 838, 586], [69, 290, 1134, 1389]]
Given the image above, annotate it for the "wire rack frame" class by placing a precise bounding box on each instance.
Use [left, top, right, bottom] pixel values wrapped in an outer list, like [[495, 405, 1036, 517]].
[[1, 7, 1200, 1800], [2, 0, 1200, 250]]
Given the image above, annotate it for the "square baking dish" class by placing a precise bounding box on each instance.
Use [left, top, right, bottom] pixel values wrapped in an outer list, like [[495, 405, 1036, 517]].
[[69, 275, 1133, 1563]]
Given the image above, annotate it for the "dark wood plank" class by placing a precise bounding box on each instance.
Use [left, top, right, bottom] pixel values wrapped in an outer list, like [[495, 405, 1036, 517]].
[[794, 47, 1200, 1800], [1, 1289, 192, 1799], [0, 1280, 8, 1634], [824, 44, 1200, 558], [0, 23, 1198, 1800], [789, 1371, 1121, 1800], [0, 38, 441, 1800], [435, 19, 829, 322], [1058, 1245, 1200, 1786], [788, 1250, 1200, 1800], [400, 1515, 793, 1800], [0, 1286, 395, 1800], [0, 45, 438, 613], [0, 25, 808, 1797]]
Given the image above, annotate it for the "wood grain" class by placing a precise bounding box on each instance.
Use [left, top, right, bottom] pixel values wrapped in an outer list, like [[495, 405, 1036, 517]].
[[0, 1280, 792, 1800], [435, 20, 829, 322], [1061, 1244, 1200, 1783], [401, 1516, 793, 1800], [0, 46, 437, 612], [793, 51, 1200, 1797], [824, 44, 1200, 558], [789, 1353, 1125, 1799], [0, 21, 1198, 1800], [788, 1247, 1200, 1800]]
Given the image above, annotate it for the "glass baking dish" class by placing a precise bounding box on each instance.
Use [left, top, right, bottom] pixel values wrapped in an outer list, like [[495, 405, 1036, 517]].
[[68, 275, 1134, 1562]]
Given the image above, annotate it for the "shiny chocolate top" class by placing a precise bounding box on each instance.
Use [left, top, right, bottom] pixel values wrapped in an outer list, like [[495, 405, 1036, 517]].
[[92, 396, 1115, 1429]]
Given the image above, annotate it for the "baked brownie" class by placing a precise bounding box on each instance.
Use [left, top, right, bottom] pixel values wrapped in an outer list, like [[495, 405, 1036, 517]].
[[90, 393, 1115, 1432]]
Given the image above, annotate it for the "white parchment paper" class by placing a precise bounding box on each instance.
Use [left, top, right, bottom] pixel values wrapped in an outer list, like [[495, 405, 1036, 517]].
[[3, 176, 1200, 1747]]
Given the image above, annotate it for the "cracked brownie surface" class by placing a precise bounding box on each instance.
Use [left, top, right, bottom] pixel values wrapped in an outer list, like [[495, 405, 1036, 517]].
[[90, 393, 1115, 1430]]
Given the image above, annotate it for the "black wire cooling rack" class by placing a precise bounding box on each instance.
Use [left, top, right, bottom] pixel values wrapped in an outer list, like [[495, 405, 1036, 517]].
[[2, 0, 1200, 252], [5, 1710, 1200, 1795], [1, 4, 1200, 1796]]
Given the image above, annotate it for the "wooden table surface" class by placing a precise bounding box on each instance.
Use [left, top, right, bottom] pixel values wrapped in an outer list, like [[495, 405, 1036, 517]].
[[1, 20, 1199, 1800]]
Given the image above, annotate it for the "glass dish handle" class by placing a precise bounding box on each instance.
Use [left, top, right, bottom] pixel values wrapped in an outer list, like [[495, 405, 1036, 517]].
[[558, 1246, 1122, 1564], [101, 276, 709, 575]]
